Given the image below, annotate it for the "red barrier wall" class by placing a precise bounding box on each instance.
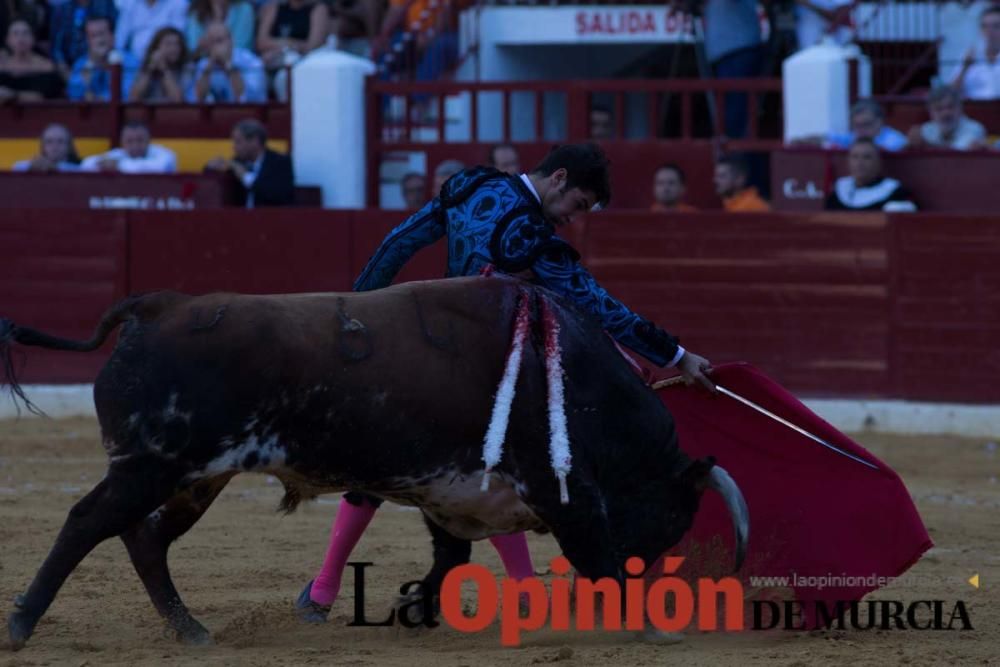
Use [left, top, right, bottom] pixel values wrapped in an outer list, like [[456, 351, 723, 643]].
[[771, 149, 1000, 213], [0, 213, 128, 383], [2, 210, 998, 404], [888, 216, 1000, 403], [581, 212, 892, 396]]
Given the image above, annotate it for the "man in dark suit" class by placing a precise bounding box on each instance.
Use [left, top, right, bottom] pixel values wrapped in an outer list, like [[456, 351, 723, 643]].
[[206, 119, 295, 208]]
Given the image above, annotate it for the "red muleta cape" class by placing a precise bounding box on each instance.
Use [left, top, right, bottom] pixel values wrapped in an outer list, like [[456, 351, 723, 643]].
[[654, 362, 932, 629]]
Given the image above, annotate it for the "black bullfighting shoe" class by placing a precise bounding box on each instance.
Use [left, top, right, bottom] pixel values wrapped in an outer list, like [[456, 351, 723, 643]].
[[295, 579, 331, 623]]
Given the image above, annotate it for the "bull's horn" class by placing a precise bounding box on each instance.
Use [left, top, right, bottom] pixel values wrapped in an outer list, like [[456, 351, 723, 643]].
[[707, 466, 749, 572]]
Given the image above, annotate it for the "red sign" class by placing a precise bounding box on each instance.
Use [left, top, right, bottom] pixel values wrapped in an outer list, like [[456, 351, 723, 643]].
[[574, 10, 694, 37]]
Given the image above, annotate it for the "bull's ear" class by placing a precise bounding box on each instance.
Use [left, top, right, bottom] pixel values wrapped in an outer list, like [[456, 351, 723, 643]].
[[680, 456, 716, 492]]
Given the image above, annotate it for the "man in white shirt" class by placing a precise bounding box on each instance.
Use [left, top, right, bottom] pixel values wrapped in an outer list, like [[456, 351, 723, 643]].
[[951, 5, 1000, 100], [189, 22, 266, 103], [81, 121, 177, 173], [907, 85, 987, 151], [115, 0, 188, 63]]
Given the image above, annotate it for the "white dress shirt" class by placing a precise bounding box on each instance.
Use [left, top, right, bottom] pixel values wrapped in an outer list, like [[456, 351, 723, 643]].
[[240, 152, 266, 208], [81, 144, 178, 174], [919, 116, 987, 150], [952, 41, 1000, 100]]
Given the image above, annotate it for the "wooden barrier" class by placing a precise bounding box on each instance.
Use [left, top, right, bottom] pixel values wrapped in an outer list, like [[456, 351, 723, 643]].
[[771, 148, 1000, 213], [0, 172, 230, 209], [0, 172, 322, 209], [1, 210, 997, 404]]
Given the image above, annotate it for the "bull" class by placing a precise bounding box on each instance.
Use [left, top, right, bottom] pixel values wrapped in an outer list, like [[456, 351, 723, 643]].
[[2, 275, 748, 650]]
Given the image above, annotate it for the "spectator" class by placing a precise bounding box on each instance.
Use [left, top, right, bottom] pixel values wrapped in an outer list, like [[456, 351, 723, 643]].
[[81, 121, 177, 173], [701, 0, 764, 138], [400, 172, 426, 209], [327, 0, 378, 58], [907, 85, 987, 151], [651, 164, 696, 212], [0, 0, 45, 46], [185, 0, 254, 56], [714, 155, 770, 212], [486, 143, 520, 175], [795, 0, 853, 50], [205, 118, 295, 207], [115, 0, 187, 63], [257, 0, 327, 99], [378, 0, 447, 48], [826, 98, 908, 152], [825, 138, 917, 211], [129, 26, 191, 102], [589, 104, 614, 140], [49, 0, 118, 70], [432, 159, 464, 194], [190, 22, 265, 102], [951, 5, 1000, 101], [0, 20, 65, 102], [12, 124, 82, 172], [67, 17, 138, 101]]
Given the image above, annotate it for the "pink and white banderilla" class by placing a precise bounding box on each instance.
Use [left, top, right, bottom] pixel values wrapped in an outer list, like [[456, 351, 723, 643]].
[[480, 290, 572, 504]]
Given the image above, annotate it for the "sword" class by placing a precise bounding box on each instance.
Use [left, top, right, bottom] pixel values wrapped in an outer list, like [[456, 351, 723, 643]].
[[715, 385, 880, 470], [652, 377, 880, 471]]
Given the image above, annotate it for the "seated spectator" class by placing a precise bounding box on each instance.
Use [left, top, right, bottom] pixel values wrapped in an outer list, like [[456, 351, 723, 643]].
[[951, 5, 1000, 101], [907, 85, 987, 151], [12, 123, 82, 172], [205, 119, 295, 207], [825, 139, 917, 211], [129, 26, 191, 102], [487, 143, 520, 176], [185, 0, 254, 57], [67, 17, 138, 101], [825, 99, 907, 152], [256, 0, 327, 99], [49, 0, 118, 71], [190, 22, 266, 103], [326, 0, 378, 58], [0, 20, 65, 101], [715, 155, 771, 212], [432, 159, 464, 194], [400, 172, 426, 210], [1, 0, 44, 37], [81, 121, 177, 173], [115, 0, 187, 63], [376, 0, 453, 79], [651, 164, 696, 212], [589, 104, 614, 140]]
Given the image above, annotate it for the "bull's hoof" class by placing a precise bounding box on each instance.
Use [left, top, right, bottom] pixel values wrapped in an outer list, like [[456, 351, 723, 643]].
[[176, 618, 212, 646], [7, 610, 35, 652], [294, 580, 330, 624]]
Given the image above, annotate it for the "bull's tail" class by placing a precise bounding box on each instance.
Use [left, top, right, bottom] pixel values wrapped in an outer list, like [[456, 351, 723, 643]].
[[707, 465, 750, 572], [0, 295, 145, 416]]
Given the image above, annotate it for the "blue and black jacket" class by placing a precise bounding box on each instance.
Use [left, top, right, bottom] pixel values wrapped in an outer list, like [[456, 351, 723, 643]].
[[354, 167, 682, 367]]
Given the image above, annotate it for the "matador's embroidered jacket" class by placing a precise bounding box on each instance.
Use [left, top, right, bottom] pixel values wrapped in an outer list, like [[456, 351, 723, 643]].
[[354, 167, 683, 366]]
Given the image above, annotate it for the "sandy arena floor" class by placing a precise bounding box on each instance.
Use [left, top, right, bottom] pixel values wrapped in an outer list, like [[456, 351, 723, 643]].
[[0, 417, 997, 666]]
